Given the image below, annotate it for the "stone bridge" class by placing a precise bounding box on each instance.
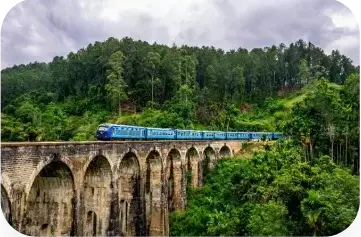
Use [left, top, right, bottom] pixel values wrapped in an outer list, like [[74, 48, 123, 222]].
[[1, 140, 242, 236]]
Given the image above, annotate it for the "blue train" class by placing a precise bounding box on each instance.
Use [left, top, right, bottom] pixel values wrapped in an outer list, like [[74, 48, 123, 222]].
[[96, 123, 283, 141]]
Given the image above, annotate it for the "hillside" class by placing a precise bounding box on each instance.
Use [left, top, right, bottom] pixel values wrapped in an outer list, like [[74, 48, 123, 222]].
[[169, 76, 360, 237], [1, 37, 359, 142], [0, 82, 309, 142]]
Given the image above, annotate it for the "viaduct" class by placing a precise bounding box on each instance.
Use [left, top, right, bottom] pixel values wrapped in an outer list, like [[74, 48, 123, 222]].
[[1, 140, 242, 236]]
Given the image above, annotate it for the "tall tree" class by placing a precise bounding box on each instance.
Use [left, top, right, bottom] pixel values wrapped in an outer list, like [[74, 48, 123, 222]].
[[299, 58, 311, 86], [105, 51, 128, 115], [145, 51, 161, 107]]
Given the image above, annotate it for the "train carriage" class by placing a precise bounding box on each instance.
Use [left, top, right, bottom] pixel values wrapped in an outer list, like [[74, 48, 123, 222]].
[[226, 132, 238, 140], [110, 124, 146, 140], [146, 127, 176, 140], [272, 132, 282, 140], [238, 132, 251, 140], [203, 131, 216, 140], [264, 132, 273, 140], [176, 129, 203, 140], [214, 131, 226, 140], [250, 132, 262, 140]]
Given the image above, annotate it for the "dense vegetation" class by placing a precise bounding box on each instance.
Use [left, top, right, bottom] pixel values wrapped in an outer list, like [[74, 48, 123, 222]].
[[1, 37, 359, 142], [170, 74, 359, 236], [1, 36, 359, 236], [171, 141, 359, 236]]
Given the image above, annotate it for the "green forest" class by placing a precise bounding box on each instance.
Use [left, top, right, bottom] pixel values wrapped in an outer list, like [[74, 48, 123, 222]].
[[1, 37, 360, 236], [1, 37, 359, 141]]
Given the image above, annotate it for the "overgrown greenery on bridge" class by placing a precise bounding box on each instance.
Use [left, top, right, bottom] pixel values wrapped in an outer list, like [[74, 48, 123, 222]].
[[1, 36, 360, 236]]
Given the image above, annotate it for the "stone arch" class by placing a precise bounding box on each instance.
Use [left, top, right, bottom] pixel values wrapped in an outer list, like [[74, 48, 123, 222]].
[[83, 153, 114, 181], [117, 148, 141, 172], [23, 160, 75, 236], [145, 150, 163, 236], [25, 154, 76, 199], [219, 145, 232, 159], [118, 152, 141, 236], [83, 155, 112, 236], [201, 146, 217, 184], [165, 148, 182, 212], [185, 147, 200, 188], [1, 184, 12, 226]]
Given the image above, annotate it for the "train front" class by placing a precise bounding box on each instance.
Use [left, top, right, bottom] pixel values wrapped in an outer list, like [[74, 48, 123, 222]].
[[96, 124, 111, 140]]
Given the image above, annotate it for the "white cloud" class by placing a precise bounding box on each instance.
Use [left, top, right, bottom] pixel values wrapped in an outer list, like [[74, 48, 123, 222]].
[[1, 0, 359, 69]]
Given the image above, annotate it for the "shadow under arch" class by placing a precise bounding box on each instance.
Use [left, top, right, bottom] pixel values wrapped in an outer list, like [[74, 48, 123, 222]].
[[145, 149, 164, 236], [1, 184, 12, 226], [24, 154, 77, 201], [118, 151, 142, 236], [219, 145, 232, 159], [201, 146, 216, 185], [82, 155, 112, 236], [165, 148, 182, 213], [22, 159, 75, 236], [185, 146, 200, 188]]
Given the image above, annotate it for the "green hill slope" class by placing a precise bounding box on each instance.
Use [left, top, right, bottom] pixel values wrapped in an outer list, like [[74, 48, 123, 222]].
[[1, 37, 358, 142]]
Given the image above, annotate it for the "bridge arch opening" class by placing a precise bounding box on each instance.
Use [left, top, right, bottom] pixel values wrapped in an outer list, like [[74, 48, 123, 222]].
[[219, 145, 232, 159], [118, 152, 141, 236], [166, 149, 182, 212], [202, 146, 216, 183], [83, 155, 112, 236], [145, 150, 163, 236], [23, 160, 75, 236], [185, 147, 200, 189], [1, 185, 12, 226]]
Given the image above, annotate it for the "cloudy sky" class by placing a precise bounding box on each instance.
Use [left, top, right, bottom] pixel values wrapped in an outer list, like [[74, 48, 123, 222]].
[[1, 0, 360, 69]]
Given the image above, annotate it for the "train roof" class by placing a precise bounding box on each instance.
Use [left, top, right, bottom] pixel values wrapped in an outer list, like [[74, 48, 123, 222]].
[[176, 129, 201, 132], [146, 127, 174, 130], [98, 123, 145, 128]]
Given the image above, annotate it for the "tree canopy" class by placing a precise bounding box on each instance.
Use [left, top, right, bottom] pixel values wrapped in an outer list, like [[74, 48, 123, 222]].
[[1, 37, 358, 142]]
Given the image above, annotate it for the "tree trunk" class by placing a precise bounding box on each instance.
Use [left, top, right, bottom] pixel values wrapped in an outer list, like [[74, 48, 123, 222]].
[[309, 139, 314, 160], [331, 140, 334, 162], [304, 145, 308, 162], [345, 134, 348, 166], [151, 74, 154, 107], [338, 143, 340, 165], [118, 93, 122, 116]]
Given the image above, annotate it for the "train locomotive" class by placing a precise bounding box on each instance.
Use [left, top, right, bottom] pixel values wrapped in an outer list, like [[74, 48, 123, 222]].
[[96, 123, 283, 141]]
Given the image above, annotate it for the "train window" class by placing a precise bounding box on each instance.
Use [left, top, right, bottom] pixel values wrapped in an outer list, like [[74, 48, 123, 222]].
[[98, 126, 108, 131]]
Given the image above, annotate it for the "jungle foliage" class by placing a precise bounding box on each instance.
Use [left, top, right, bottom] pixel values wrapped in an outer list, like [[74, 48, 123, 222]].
[[1, 37, 358, 142], [170, 142, 359, 236], [170, 71, 359, 236]]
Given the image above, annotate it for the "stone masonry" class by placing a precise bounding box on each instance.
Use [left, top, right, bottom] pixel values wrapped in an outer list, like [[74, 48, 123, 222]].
[[1, 140, 241, 236]]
